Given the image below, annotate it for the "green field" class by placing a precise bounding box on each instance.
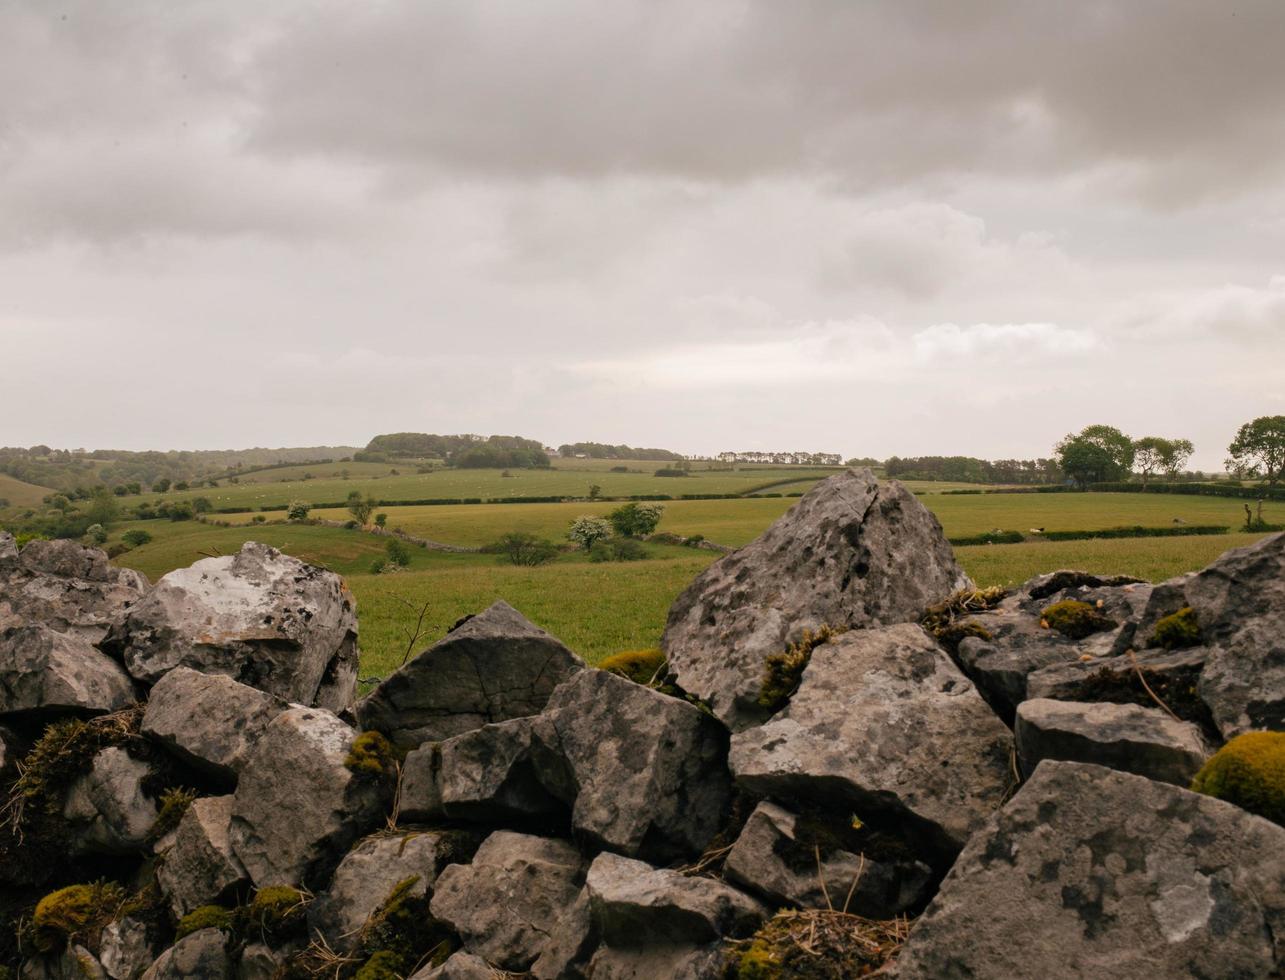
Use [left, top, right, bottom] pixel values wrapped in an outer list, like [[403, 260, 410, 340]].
[[0, 473, 53, 510]]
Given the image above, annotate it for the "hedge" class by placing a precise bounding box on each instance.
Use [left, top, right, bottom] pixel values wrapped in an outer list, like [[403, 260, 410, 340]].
[[948, 530, 1026, 546], [1040, 525, 1229, 541]]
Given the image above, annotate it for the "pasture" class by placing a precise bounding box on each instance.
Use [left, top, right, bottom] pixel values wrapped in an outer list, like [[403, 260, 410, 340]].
[[0, 473, 53, 509]]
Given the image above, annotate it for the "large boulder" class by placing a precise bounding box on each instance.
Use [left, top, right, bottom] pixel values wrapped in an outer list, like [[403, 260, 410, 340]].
[[0, 539, 148, 642], [62, 746, 159, 855], [661, 469, 970, 730], [730, 624, 1012, 864], [429, 830, 588, 972], [0, 625, 137, 720], [229, 707, 390, 889], [1015, 698, 1209, 786], [138, 928, 231, 980], [101, 542, 358, 711], [156, 796, 248, 918], [141, 668, 287, 783], [98, 915, 160, 980], [891, 761, 1285, 979], [544, 668, 732, 862], [356, 600, 584, 752]]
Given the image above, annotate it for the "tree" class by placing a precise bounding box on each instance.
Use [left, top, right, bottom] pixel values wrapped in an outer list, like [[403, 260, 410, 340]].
[[286, 500, 311, 522], [1226, 415, 1285, 485], [152, 478, 171, 493], [568, 515, 612, 550], [493, 532, 558, 566], [588, 484, 602, 500], [1134, 436, 1195, 486], [84, 523, 107, 545], [608, 502, 664, 538], [121, 529, 152, 548], [346, 491, 375, 525], [192, 497, 213, 514], [1055, 425, 1135, 487], [374, 513, 387, 528]]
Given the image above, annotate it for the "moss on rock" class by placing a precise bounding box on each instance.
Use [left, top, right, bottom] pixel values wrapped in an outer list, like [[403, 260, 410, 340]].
[[243, 886, 308, 942], [29, 882, 126, 954], [598, 648, 667, 686], [728, 909, 910, 979], [344, 731, 397, 780], [1151, 606, 1202, 650], [175, 904, 233, 941], [148, 787, 198, 841], [759, 626, 846, 714], [1040, 600, 1116, 640], [1190, 731, 1285, 826]]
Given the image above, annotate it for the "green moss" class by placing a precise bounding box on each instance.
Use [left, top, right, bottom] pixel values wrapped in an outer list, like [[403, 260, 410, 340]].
[[354, 950, 404, 980], [344, 731, 396, 780], [148, 787, 198, 841], [354, 876, 455, 978], [598, 648, 667, 686], [1151, 606, 1202, 650], [29, 882, 126, 954], [1190, 731, 1285, 825], [759, 626, 846, 714], [175, 905, 233, 941], [934, 621, 993, 656], [921, 586, 1007, 634], [1041, 600, 1116, 640], [243, 886, 307, 941]]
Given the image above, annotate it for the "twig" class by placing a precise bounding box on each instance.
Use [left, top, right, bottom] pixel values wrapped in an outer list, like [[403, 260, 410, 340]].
[[842, 853, 866, 915], [1125, 649, 1183, 723], [392, 593, 435, 665], [816, 844, 833, 912]]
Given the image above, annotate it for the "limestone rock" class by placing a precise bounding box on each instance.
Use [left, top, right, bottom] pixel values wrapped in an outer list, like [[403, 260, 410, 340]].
[[723, 801, 934, 917], [102, 542, 358, 710], [356, 600, 584, 751], [0, 530, 16, 561], [99, 916, 159, 980], [408, 952, 495, 980], [62, 746, 158, 854], [1015, 698, 1209, 786], [139, 928, 231, 980], [545, 668, 732, 862], [730, 624, 1012, 864], [891, 761, 1285, 979], [235, 944, 289, 980], [661, 469, 970, 730], [156, 796, 247, 918], [429, 831, 587, 972], [229, 707, 389, 889], [0, 625, 137, 720], [142, 667, 287, 782], [0, 539, 148, 643], [530, 888, 596, 980], [584, 945, 724, 980], [1026, 647, 1211, 726]]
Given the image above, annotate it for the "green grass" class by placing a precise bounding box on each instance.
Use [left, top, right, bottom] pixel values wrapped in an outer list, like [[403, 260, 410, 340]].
[[0, 473, 55, 510]]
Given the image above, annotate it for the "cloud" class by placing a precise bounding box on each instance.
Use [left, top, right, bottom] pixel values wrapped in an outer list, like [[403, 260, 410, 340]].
[[1119, 276, 1285, 343], [912, 322, 1100, 359]]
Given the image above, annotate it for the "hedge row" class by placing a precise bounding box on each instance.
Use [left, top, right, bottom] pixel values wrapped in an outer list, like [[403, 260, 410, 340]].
[[1040, 525, 1230, 541], [948, 530, 1026, 546], [1084, 482, 1285, 501]]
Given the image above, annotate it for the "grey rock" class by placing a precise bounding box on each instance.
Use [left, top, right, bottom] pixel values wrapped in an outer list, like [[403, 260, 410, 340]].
[[730, 624, 1013, 863], [1026, 646, 1211, 726], [586, 851, 768, 947], [723, 801, 934, 917], [429, 830, 587, 971], [407, 952, 495, 980], [229, 707, 389, 889], [235, 944, 288, 980], [308, 831, 461, 953], [139, 929, 231, 980], [585, 945, 724, 980], [1015, 698, 1210, 786], [891, 761, 1285, 980], [99, 916, 159, 980], [0, 625, 137, 720], [156, 796, 247, 918], [102, 542, 358, 710], [0, 531, 16, 560], [142, 667, 287, 782], [530, 888, 595, 980], [62, 746, 158, 854], [0, 723, 27, 780], [357, 600, 584, 751], [661, 469, 970, 730], [0, 539, 148, 643], [21, 946, 106, 980], [545, 668, 732, 861]]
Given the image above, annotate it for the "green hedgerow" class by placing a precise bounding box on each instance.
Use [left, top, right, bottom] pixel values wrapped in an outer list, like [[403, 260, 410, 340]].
[[758, 626, 846, 714], [1151, 606, 1202, 650], [175, 905, 234, 941], [1190, 731, 1285, 825], [598, 648, 667, 686], [1041, 600, 1117, 640]]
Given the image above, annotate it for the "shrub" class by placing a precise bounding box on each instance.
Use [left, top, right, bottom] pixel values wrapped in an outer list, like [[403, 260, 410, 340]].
[[654, 467, 688, 477], [369, 557, 389, 574], [759, 626, 846, 714], [1041, 600, 1116, 639], [599, 648, 667, 685], [251, 514, 266, 524], [84, 523, 107, 545], [608, 501, 665, 538], [192, 497, 213, 514], [168, 502, 194, 522], [175, 904, 234, 940], [492, 532, 558, 566], [568, 515, 612, 550], [385, 538, 412, 568], [30, 881, 127, 953], [588, 538, 648, 562], [374, 513, 387, 527], [1190, 732, 1285, 825], [1151, 606, 1202, 650], [347, 491, 375, 525], [286, 500, 311, 522], [121, 528, 152, 548], [948, 529, 1024, 546]]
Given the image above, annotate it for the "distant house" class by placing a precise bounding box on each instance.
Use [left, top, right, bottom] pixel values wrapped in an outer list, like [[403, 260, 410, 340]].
[[543, 446, 560, 457], [716, 450, 843, 465]]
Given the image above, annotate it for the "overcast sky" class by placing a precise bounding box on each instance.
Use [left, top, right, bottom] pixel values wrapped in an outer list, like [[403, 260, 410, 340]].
[[2, 1, 1283, 467]]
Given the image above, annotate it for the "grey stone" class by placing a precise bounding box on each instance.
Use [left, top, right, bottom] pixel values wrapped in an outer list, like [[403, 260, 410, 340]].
[[156, 796, 247, 918], [530, 888, 595, 980], [308, 831, 461, 953], [142, 667, 287, 782], [407, 952, 495, 980], [1015, 698, 1210, 786], [139, 928, 231, 980], [229, 707, 389, 889], [357, 600, 584, 751], [545, 668, 732, 862], [102, 542, 358, 710], [0, 723, 26, 780], [730, 624, 1013, 864], [429, 830, 587, 972], [62, 746, 158, 854], [584, 945, 724, 980], [661, 469, 970, 730], [585, 851, 768, 947], [235, 943, 288, 980], [0, 539, 148, 643], [0, 531, 16, 561], [0, 625, 137, 720], [723, 801, 934, 917], [1025, 646, 1211, 726], [20, 946, 107, 980], [891, 761, 1285, 980], [99, 916, 159, 980]]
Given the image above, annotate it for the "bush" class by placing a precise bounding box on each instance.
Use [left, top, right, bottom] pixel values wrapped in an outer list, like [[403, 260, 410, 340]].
[[608, 501, 664, 538], [948, 529, 1024, 546], [598, 648, 667, 685], [568, 515, 612, 550], [370, 557, 388, 574], [192, 497, 213, 514], [374, 513, 387, 527], [1190, 731, 1285, 825], [286, 500, 311, 522], [385, 538, 412, 568], [252, 514, 266, 524], [654, 467, 688, 477], [1151, 606, 1202, 650], [492, 532, 558, 566], [1041, 600, 1116, 639], [84, 523, 107, 545], [589, 538, 647, 562], [121, 528, 152, 548], [168, 502, 194, 521]]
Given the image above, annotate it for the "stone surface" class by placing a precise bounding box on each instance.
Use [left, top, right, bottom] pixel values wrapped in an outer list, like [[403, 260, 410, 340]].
[[308, 831, 461, 953], [139, 928, 231, 980], [101, 542, 358, 710], [891, 761, 1285, 980], [586, 851, 768, 947], [142, 667, 287, 782], [0, 531, 16, 561], [156, 795, 247, 918], [357, 600, 584, 751], [723, 801, 934, 917], [530, 888, 596, 980], [408, 952, 495, 980], [62, 746, 158, 854], [584, 945, 724, 980], [0, 539, 148, 643], [661, 469, 970, 730], [1015, 698, 1209, 786], [730, 624, 1012, 863], [1025, 646, 1211, 725], [235, 944, 289, 980], [0, 723, 23, 781], [545, 668, 732, 862], [429, 830, 587, 972], [229, 707, 389, 889], [98, 916, 158, 980], [0, 625, 137, 720]]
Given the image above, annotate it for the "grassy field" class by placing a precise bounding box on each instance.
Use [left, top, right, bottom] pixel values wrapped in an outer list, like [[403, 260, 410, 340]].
[[0, 473, 54, 510]]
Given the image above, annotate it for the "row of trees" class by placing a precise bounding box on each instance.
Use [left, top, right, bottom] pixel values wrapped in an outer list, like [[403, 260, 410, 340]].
[[362, 432, 550, 468], [883, 456, 1063, 485], [556, 442, 683, 461]]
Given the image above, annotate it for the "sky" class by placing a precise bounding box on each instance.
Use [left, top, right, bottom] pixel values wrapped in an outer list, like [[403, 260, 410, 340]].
[[1, 1, 1283, 468]]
